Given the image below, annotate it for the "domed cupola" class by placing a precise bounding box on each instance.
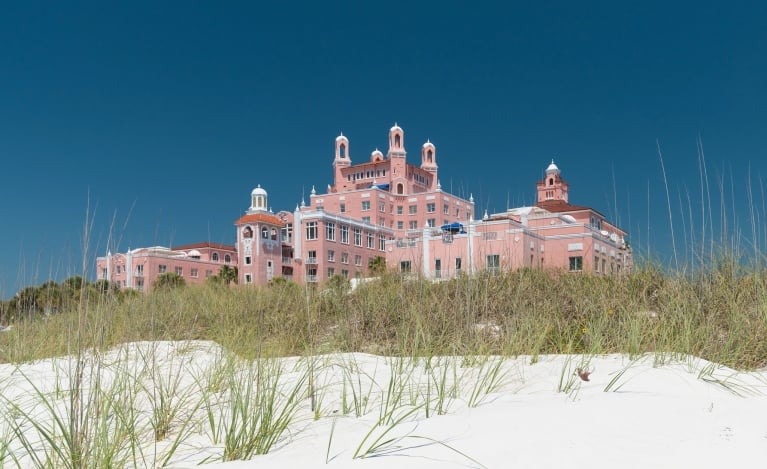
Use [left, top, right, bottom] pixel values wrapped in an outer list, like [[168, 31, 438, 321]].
[[250, 184, 268, 212], [388, 123, 406, 158], [334, 133, 351, 166], [546, 159, 560, 176], [371, 148, 384, 162]]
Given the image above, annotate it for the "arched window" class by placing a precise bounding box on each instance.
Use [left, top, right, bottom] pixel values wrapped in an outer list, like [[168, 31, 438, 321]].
[[212, 252, 219, 262], [243, 227, 253, 238], [548, 178, 554, 186], [261, 227, 269, 239], [394, 134, 401, 147], [397, 183, 404, 195], [271, 228, 278, 240], [427, 150, 433, 162], [224, 254, 231, 263], [340, 143, 346, 158]]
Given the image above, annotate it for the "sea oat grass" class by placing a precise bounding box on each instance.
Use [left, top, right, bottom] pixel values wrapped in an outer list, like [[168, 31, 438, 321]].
[[3, 262, 767, 369]]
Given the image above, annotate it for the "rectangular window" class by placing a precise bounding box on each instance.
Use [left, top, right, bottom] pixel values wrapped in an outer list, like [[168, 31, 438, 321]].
[[205, 270, 213, 278], [306, 221, 318, 240], [362, 216, 371, 224], [191, 268, 198, 278], [245, 256, 252, 265], [341, 252, 349, 264], [245, 273, 252, 284], [340, 225, 349, 244], [409, 205, 417, 215], [569, 256, 583, 272], [340, 203, 346, 213], [326, 222, 336, 241], [308, 250, 317, 264], [159, 264, 167, 274], [427, 218, 435, 227], [397, 221, 404, 230], [435, 259, 441, 278], [455, 257, 462, 274], [175, 266, 183, 275], [595, 256, 600, 273], [397, 206, 403, 215], [307, 268, 318, 282], [443, 204, 449, 214], [487, 255, 500, 274], [354, 228, 362, 246], [136, 264, 144, 275], [426, 203, 436, 213], [327, 267, 335, 278], [400, 260, 411, 273], [379, 234, 386, 251], [281, 224, 293, 243], [354, 255, 362, 266], [409, 221, 418, 229], [116, 265, 121, 274], [101, 267, 107, 279], [341, 269, 349, 278], [379, 201, 386, 212], [362, 200, 371, 211], [367, 232, 374, 249], [328, 250, 335, 262]]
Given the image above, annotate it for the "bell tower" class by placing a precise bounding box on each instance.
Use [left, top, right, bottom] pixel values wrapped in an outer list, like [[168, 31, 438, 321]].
[[333, 133, 351, 189], [536, 160, 569, 203]]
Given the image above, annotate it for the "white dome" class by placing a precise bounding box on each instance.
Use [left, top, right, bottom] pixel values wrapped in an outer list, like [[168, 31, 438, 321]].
[[187, 249, 201, 257], [422, 140, 435, 148], [371, 149, 384, 157], [390, 123, 403, 132], [546, 160, 560, 174], [251, 184, 267, 197], [336, 133, 348, 142]]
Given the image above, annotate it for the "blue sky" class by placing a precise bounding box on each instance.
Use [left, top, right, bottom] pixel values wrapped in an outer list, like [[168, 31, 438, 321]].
[[2, 1, 766, 296]]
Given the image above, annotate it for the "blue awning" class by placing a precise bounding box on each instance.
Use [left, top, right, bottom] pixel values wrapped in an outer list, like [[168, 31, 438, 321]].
[[440, 222, 465, 233], [369, 183, 390, 190]]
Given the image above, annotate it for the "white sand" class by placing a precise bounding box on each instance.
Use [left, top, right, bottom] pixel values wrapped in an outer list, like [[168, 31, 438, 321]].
[[2, 341, 766, 468]]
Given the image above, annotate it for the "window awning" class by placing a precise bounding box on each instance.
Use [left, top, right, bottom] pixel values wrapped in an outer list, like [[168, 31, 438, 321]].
[[440, 222, 466, 234]]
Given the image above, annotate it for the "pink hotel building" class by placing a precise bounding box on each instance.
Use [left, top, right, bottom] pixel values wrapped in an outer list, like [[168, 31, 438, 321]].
[[97, 124, 632, 292]]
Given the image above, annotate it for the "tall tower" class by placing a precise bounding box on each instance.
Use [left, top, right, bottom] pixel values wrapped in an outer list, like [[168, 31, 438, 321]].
[[235, 184, 283, 285], [388, 123, 408, 195], [536, 160, 570, 203], [333, 133, 351, 190], [420, 140, 438, 190]]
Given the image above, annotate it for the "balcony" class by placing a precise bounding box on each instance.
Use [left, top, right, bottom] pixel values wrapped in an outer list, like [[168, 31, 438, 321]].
[[282, 257, 293, 264], [306, 275, 318, 282], [306, 257, 318, 265]]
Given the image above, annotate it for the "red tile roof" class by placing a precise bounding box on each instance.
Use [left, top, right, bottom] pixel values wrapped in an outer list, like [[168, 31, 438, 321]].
[[536, 200, 605, 217], [171, 241, 235, 251], [234, 212, 284, 226]]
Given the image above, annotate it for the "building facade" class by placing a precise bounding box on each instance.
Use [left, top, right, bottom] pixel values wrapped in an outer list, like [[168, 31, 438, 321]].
[[97, 125, 631, 292], [96, 242, 237, 292]]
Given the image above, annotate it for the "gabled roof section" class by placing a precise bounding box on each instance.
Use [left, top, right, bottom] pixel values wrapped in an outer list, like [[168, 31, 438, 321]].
[[234, 212, 284, 226], [171, 241, 236, 252], [536, 199, 605, 218]]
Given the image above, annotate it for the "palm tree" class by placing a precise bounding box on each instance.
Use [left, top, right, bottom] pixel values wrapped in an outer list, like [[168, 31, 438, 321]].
[[153, 272, 186, 290], [368, 256, 387, 276], [217, 265, 238, 285]]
